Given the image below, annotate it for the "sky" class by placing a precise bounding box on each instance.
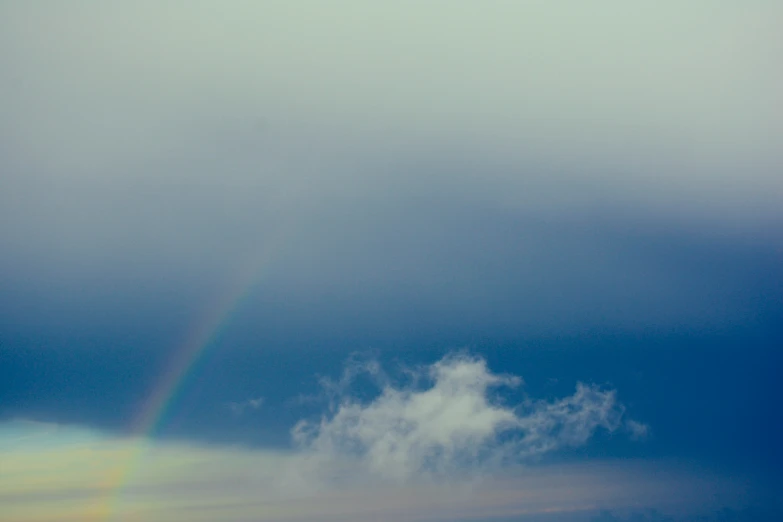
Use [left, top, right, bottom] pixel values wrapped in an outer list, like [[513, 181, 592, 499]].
[[1, 2, 782, 521]]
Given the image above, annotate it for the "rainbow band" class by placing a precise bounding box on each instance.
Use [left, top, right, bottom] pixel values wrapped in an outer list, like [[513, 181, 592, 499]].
[[96, 244, 278, 520]]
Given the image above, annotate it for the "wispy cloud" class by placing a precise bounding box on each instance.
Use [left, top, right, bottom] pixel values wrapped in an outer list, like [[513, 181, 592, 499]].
[[227, 396, 264, 416], [626, 420, 651, 441], [590, 505, 782, 522]]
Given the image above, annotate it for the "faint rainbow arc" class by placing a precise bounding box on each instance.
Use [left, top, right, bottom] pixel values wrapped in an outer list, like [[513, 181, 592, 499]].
[[97, 245, 278, 521]]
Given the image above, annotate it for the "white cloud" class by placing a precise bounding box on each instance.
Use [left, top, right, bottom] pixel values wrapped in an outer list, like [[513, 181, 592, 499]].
[[291, 353, 633, 484]]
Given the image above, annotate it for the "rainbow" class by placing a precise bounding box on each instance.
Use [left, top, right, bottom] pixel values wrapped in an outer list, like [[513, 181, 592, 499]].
[[95, 245, 277, 521]]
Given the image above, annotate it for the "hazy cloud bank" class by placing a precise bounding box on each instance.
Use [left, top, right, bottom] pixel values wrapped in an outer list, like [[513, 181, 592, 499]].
[[2, 2, 781, 340]]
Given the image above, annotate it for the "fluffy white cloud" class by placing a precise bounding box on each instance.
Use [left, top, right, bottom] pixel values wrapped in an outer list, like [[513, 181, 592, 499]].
[[291, 354, 635, 483]]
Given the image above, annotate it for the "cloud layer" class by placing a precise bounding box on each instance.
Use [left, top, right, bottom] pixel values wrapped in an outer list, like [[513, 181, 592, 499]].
[[1, 2, 781, 340]]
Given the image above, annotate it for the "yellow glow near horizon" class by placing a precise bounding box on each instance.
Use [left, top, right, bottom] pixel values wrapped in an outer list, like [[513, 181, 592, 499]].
[[0, 420, 746, 522]]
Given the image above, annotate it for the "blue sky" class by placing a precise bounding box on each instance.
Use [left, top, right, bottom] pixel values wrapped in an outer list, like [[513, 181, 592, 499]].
[[1, 2, 782, 521]]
